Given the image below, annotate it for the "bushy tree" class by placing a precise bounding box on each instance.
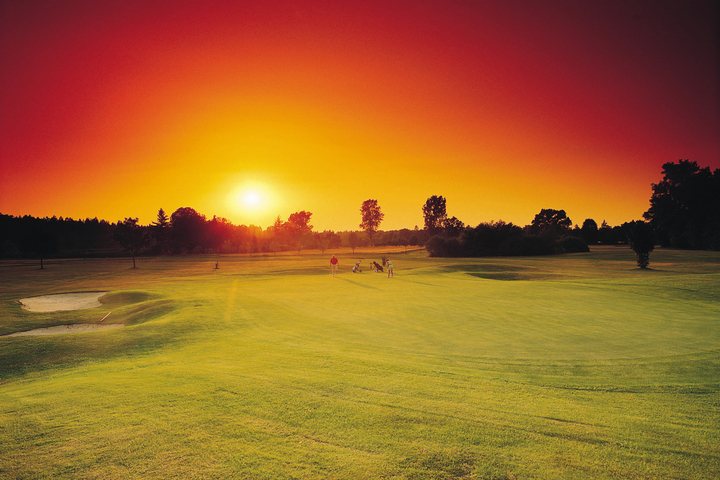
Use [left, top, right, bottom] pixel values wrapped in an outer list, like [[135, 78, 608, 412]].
[[624, 220, 655, 269], [287, 211, 313, 233], [529, 208, 572, 236], [151, 208, 170, 254], [643, 159, 720, 250], [267, 212, 314, 251], [422, 195, 447, 236], [206, 216, 234, 252], [397, 228, 412, 251], [557, 235, 590, 253], [598, 220, 626, 244], [315, 236, 328, 254], [580, 218, 599, 245], [444, 216, 465, 238], [348, 232, 360, 253], [170, 207, 207, 253], [20, 229, 59, 269], [269, 215, 286, 247], [314, 231, 339, 253], [287, 211, 313, 251], [426, 218, 588, 258], [112, 217, 146, 268], [426, 235, 462, 257], [462, 221, 523, 256], [360, 199, 384, 246]]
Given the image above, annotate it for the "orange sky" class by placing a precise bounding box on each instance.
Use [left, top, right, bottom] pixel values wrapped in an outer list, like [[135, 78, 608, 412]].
[[2, 1, 718, 231]]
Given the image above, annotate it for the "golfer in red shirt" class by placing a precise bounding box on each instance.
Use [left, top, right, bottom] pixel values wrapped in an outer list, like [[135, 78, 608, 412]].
[[330, 255, 338, 277]]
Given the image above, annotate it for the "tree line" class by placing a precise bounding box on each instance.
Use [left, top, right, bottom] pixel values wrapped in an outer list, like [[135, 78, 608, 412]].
[[421, 202, 601, 258], [0, 202, 620, 265], [2, 160, 716, 267], [419, 159, 719, 268], [0, 206, 427, 266]]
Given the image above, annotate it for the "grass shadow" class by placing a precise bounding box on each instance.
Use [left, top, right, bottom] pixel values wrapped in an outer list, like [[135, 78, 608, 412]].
[[337, 277, 382, 290]]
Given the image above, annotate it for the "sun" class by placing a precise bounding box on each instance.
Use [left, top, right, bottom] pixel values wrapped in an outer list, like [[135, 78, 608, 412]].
[[218, 175, 287, 227], [235, 188, 266, 213], [242, 190, 262, 208], [226, 179, 280, 225]]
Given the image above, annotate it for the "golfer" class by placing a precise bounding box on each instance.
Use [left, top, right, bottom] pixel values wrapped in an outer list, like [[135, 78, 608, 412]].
[[387, 259, 394, 278], [330, 255, 339, 277]]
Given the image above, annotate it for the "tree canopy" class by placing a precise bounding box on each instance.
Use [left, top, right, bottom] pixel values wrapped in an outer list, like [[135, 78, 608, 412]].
[[20, 228, 59, 269], [529, 209, 572, 236], [625, 220, 655, 269], [422, 195, 447, 235], [112, 217, 145, 268], [643, 159, 720, 250], [360, 199, 384, 245], [580, 218, 599, 245], [443, 216, 465, 238], [170, 207, 207, 253]]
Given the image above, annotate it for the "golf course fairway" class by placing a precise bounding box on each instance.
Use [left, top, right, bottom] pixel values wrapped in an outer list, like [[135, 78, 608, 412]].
[[1, 246, 718, 479]]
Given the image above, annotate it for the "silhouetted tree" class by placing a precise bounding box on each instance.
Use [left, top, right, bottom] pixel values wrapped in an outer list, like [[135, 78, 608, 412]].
[[422, 195, 447, 236], [206, 216, 233, 252], [397, 228, 411, 251], [170, 207, 207, 253], [443, 216, 465, 238], [427, 217, 588, 258], [312, 231, 337, 254], [348, 231, 360, 253], [426, 235, 463, 257], [151, 208, 170, 254], [529, 208, 572, 236], [360, 199, 384, 246], [597, 220, 626, 244], [315, 236, 329, 254], [287, 211, 312, 233], [327, 231, 342, 249], [462, 221, 524, 256], [315, 231, 340, 253], [643, 159, 720, 250], [268, 215, 286, 248], [556, 235, 590, 253], [112, 218, 145, 268], [21, 229, 59, 269], [624, 220, 655, 269], [580, 218, 599, 245], [286, 211, 313, 251]]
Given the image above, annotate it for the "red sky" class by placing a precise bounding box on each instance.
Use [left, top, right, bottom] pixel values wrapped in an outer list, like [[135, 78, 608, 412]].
[[1, 0, 718, 231]]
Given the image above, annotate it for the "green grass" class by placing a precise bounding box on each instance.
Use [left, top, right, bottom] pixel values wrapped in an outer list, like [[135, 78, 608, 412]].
[[1, 246, 719, 478]]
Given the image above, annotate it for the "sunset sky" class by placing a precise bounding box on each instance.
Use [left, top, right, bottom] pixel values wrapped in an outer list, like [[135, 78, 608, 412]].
[[2, 0, 718, 232]]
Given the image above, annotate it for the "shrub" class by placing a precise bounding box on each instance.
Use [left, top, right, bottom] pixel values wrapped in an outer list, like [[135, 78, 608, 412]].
[[425, 235, 450, 257], [557, 235, 590, 253]]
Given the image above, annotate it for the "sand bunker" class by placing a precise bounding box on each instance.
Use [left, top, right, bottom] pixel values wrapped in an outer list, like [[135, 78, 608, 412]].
[[3, 324, 123, 337], [4, 291, 123, 337], [20, 292, 108, 312]]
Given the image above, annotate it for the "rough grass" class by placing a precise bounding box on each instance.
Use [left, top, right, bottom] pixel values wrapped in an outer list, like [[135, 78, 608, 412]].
[[0, 246, 718, 479]]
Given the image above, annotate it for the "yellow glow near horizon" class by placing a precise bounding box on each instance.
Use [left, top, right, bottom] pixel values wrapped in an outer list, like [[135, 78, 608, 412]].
[[224, 179, 281, 226]]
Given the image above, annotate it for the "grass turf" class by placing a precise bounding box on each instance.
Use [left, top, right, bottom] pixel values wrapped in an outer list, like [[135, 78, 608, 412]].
[[0, 246, 718, 478]]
